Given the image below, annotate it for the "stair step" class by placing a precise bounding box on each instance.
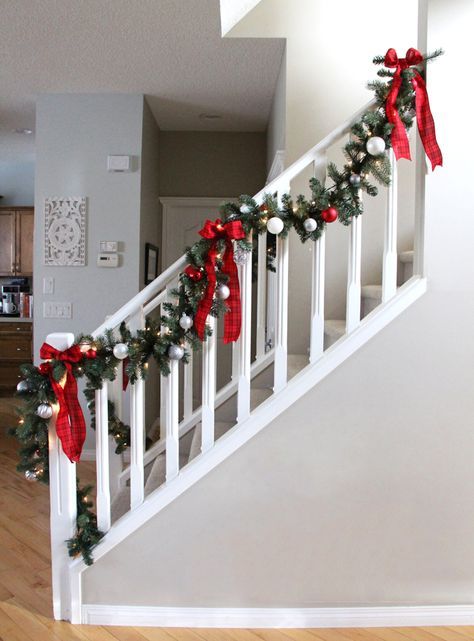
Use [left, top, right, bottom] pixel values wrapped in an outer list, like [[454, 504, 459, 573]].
[[287, 353, 308, 379], [399, 250, 414, 264], [188, 420, 234, 462], [361, 284, 382, 301], [324, 319, 346, 339]]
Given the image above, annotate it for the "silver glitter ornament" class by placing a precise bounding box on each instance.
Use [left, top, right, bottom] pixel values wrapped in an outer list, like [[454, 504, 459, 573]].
[[168, 344, 185, 360], [233, 246, 249, 265], [240, 204, 252, 214], [216, 284, 230, 300], [16, 380, 29, 393], [349, 173, 361, 186], [36, 403, 53, 419], [179, 314, 193, 330], [25, 470, 38, 482], [303, 218, 318, 233], [113, 342, 129, 360]]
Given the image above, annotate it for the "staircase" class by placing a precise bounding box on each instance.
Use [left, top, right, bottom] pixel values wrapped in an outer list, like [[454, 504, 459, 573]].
[[47, 99, 427, 624]]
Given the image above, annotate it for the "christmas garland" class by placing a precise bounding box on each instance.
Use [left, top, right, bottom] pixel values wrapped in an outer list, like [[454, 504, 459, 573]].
[[11, 48, 443, 565]]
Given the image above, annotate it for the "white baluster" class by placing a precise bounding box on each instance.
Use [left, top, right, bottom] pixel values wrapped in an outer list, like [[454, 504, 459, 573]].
[[382, 148, 399, 302], [237, 237, 252, 423], [129, 309, 145, 509], [201, 315, 216, 452], [273, 186, 290, 393], [346, 199, 362, 333], [165, 359, 180, 480], [256, 232, 267, 359], [183, 349, 193, 420], [108, 359, 124, 499], [95, 384, 111, 531], [231, 340, 240, 381], [47, 332, 76, 621], [310, 235, 326, 362]]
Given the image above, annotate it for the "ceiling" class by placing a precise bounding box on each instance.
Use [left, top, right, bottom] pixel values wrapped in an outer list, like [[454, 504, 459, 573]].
[[0, 0, 284, 161]]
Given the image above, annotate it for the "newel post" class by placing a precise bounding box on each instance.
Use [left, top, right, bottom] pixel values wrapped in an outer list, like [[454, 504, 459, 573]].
[[47, 332, 77, 621]]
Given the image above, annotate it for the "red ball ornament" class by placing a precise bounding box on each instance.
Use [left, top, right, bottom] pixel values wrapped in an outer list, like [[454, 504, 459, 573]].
[[184, 265, 203, 282], [38, 363, 49, 375], [321, 206, 338, 223], [85, 349, 97, 359]]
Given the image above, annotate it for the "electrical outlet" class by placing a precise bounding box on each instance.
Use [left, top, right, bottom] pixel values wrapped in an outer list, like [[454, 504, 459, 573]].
[[43, 277, 54, 295], [43, 302, 72, 319]]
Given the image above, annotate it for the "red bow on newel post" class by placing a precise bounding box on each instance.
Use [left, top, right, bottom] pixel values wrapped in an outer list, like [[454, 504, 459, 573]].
[[384, 47, 443, 170], [193, 218, 246, 344], [39, 343, 86, 463]]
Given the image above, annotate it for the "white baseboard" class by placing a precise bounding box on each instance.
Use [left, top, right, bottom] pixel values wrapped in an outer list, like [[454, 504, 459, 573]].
[[81, 604, 474, 628]]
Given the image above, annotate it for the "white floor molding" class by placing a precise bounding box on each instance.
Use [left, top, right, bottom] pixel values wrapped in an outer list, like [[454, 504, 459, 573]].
[[82, 604, 474, 628]]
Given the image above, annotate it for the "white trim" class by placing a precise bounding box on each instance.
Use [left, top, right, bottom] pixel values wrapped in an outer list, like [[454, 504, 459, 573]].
[[82, 603, 474, 628], [70, 277, 427, 592]]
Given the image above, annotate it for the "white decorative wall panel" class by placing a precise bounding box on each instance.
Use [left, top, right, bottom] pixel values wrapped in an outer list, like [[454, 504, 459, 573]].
[[44, 197, 86, 266]]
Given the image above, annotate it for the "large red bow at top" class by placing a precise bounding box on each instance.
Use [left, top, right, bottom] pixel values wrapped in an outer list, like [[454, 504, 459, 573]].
[[39, 343, 86, 463], [193, 218, 246, 344], [384, 47, 442, 170]]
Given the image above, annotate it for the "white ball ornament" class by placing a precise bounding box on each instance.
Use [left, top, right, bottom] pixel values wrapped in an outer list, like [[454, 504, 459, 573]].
[[239, 204, 252, 214], [36, 403, 53, 420], [25, 470, 38, 482], [16, 380, 29, 393], [179, 314, 193, 330], [113, 343, 129, 360], [168, 344, 184, 361], [303, 218, 318, 233], [216, 284, 230, 300], [266, 217, 284, 235], [366, 136, 386, 156]]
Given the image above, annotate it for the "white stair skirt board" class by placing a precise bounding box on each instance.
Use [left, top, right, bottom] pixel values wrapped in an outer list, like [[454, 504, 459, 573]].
[[68, 277, 427, 619], [82, 603, 474, 628]]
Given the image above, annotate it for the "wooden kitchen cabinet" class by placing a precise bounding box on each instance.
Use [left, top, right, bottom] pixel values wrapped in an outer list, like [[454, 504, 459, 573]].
[[0, 321, 33, 394], [0, 207, 34, 276]]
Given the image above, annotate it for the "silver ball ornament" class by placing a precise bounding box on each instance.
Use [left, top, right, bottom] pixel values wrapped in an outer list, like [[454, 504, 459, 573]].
[[179, 314, 193, 330], [25, 470, 38, 482], [266, 217, 284, 235], [366, 136, 386, 156], [36, 403, 53, 420], [240, 204, 252, 214], [349, 173, 361, 186], [168, 344, 184, 361], [303, 218, 318, 233], [216, 284, 230, 300], [233, 247, 249, 265], [113, 343, 129, 360], [16, 380, 29, 393]]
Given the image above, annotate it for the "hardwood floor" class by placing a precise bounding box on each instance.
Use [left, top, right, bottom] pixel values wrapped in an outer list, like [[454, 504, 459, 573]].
[[0, 397, 473, 640]]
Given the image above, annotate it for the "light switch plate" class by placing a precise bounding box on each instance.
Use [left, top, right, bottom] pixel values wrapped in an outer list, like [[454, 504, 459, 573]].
[[107, 155, 131, 172], [99, 241, 118, 253], [43, 277, 54, 295], [43, 302, 72, 319]]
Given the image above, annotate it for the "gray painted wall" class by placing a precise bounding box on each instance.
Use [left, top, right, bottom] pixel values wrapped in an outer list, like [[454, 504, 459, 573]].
[[0, 161, 34, 206], [266, 48, 286, 174], [159, 131, 266, 198], [83, 0, 474, 607]]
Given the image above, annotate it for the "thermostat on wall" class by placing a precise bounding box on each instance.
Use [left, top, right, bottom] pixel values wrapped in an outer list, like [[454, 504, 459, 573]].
[[97, 252, 119, 267], [107, 155, 131, 172]]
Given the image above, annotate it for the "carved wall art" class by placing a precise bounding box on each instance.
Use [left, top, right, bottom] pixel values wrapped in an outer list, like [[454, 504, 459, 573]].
[[44, 197, 86, 266]]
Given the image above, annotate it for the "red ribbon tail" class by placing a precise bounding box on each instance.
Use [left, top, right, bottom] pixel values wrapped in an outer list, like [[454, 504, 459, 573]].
[[412, 74, 443, 170], [386, 73, 411, 161], [222, 240, 241, 344], [194, 246, 218, 340], [50, 369, 86, 463]]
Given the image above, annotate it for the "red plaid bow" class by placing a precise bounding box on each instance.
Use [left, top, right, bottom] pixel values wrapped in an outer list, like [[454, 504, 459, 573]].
[[39, 343, 86, 463], [384, 47, 442, 170], [193, 218, 246, 344]]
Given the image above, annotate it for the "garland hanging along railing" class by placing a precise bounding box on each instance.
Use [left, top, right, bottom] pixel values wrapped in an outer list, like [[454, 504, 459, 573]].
[[11, 47, 443, 565]]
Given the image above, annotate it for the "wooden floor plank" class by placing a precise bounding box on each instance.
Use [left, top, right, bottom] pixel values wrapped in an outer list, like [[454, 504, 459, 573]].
[[423, 628, 474, 641]]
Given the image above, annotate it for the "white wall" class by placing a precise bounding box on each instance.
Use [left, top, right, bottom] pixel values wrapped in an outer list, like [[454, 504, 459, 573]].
[[0, 161, 34, 206], [82, 0, 474, 608]]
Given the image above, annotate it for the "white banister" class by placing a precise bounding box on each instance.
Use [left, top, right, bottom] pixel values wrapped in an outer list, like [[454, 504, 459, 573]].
[[95, 384, 111, 531], [130, 377, 145, 508], [236, 240, 252, 423], [47, 331, 76, 622], [346, 196, 363, 333], [201, 316, 216, 452], [273, 186, 290, 393], [165, 359, 180, 480], [256, 232, 267, 358], [382, 148, 399, 302], [183, 349, 193, 420]]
